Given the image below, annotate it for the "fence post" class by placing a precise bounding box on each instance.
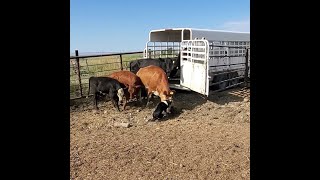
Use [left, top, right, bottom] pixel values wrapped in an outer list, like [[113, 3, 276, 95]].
[[148, 49, 152, 58], [75, 50, 83, 97], [244, 48, 249, 87], [120, 54, 123, 70]]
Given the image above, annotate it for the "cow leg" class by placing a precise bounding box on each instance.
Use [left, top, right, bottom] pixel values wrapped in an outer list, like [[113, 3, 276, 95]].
[[94, 92, 99, 110], [129, 88, 134, 100], [123, 96, 128, 111], [110, 91, 120, 111], [146, 93, 153, 107], [122, 98, 127, 111], [111, 97, 120, 111], [134, 88, 143, 106], [138, 88, 143, 103]]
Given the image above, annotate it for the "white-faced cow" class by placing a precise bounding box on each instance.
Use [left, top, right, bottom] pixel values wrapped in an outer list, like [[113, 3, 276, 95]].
[[108, 70, 143, 110], [136, 65, 175, 108]]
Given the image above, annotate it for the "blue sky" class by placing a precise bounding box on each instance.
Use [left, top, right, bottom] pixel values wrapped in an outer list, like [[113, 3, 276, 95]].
[[70, 0, 250, 54]]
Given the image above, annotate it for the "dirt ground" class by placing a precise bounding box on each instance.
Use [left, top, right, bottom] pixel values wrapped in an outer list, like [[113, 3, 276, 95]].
[[70, 87, 250, 180]]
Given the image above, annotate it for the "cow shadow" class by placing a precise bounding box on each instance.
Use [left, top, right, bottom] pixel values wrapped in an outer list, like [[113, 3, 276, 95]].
[[152, 86, 249, 122], [206, 86, 249, 105], [70, 86, 249, 123], [148, 89, 207, 122], [70, 95, 109, 111]]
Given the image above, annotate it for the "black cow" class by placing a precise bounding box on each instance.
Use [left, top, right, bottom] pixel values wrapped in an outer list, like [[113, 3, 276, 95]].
[[130, 55, 180, 78], [168, 55, 180, 78], [88, 77, 125, 111], [130, 58, 169, 74]]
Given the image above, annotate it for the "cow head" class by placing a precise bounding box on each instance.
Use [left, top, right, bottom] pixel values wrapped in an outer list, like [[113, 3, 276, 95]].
[[160, 90, 175, 102], [117, 88, 125, 102], [129, 60, 141, 74], [128, 85, 142, 99], [166, 56, 181, 78], [167, 90, 175, 101]]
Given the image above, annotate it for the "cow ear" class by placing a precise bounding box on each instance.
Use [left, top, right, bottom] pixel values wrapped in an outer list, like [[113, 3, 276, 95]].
[[169, 90, 175, 95]]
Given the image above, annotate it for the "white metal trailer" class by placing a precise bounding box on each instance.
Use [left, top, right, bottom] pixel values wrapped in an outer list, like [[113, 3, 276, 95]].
[[143, 28, 250, 96]]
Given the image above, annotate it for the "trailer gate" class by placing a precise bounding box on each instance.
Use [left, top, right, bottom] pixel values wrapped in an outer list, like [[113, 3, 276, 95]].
[[180, 39, 209, 95], [180, 39, 250, 96]]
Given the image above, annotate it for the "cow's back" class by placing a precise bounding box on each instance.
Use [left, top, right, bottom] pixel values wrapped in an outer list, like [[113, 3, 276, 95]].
[[130, 57, 180, 78], [108, 70, 142, 87], [136, 65, 170, 93], [130, 58, 166, 74], [89, 77, 120, 94], [139, 59, 165, 69]]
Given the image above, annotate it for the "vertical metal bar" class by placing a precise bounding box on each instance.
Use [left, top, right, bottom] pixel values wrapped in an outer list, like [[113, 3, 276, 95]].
[[160, 42, 162, 58], [153, 42, 155, 58], [179, 42, 181, 56], [244, 48, 249, 87], [166, 41, 169, 58], [226, 46, 230, 70], [147, 42, 150, 58], [226, 46, 230, 85], [75, 50, 83, 97], [148, 49, 151, 58], [120, 54, 123, 70]]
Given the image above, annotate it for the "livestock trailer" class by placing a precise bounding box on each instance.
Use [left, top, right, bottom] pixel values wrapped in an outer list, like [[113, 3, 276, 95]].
[[143, 28, 250, 96]]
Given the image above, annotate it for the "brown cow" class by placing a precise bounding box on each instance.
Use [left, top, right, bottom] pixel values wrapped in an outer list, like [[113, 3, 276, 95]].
[[136, 65, 175, 107], [108, 70, 143, 110]]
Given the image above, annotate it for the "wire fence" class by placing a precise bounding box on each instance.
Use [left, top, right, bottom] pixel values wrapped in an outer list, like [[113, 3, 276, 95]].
[[70, 50, 143, 99]]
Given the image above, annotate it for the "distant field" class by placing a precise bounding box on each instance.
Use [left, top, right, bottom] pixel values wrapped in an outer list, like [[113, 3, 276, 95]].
[[70, 53, 143, 99]]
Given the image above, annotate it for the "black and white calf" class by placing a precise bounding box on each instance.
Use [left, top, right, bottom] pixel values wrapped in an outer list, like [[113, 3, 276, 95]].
[[88, 77, 125, 111]]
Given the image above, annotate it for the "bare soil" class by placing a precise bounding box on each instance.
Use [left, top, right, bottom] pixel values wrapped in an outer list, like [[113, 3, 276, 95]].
[[70, 87, 250, 180]]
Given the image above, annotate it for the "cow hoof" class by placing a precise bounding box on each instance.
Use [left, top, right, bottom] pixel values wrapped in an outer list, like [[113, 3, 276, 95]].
[[92, 109, 99, 114]]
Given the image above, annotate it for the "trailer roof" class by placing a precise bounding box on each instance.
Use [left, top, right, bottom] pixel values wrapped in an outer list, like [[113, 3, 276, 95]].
[[150, 28, 249, 34], [149, 28, 250, 42]]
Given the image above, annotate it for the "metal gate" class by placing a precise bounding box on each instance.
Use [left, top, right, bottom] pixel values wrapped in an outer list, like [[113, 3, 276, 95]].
[[180, 39, 210, 96], [144, 41, 181, 58]]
